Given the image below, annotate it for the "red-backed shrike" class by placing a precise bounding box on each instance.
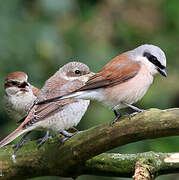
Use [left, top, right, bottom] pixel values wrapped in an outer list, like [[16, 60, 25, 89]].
[[3, 71, 39, 120], [38, 44, 167, 124], [0, 62, 93, 148]]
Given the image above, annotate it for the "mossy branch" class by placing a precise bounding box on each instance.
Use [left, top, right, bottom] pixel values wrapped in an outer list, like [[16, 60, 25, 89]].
[[85, 152, 179, 179], [0, 108, 179, 179]]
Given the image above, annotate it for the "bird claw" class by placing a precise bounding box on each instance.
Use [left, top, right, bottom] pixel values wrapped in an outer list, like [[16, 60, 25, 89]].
[[110, 114, 121, 125], [110, 112, 129, 125], [59, 137, 69, 144], [13, 131, 32, 153], [129, 109, 145, 118], [59, 130, 80, 143], [38, 131, 50, 148], [13, 137, 30, 153], [110, 109, 146, 125]]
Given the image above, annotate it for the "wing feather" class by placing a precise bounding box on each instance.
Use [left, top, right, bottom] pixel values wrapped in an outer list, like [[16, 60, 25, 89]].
[[21, 80, 82, 129], [79, 54, 141, 91]]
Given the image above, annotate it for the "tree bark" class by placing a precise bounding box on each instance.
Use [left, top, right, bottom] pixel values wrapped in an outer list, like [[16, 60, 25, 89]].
[[0, 108, 179, 179], [85, 152, 179, 179]]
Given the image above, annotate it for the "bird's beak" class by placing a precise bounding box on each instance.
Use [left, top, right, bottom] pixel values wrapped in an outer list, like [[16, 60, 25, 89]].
[[19, 82, 30, 92], [81, 72, 95, 78], [158, 68, 167, 77]]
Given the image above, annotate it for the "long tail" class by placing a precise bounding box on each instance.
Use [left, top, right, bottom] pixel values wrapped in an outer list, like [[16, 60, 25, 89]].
[[0, 127, 26, 148]]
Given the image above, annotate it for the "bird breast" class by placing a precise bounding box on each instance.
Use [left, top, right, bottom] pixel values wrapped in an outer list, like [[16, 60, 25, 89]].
[[3, 91, 36, 119], [103, 63, 154, 110], [33, 99, 90, 132]]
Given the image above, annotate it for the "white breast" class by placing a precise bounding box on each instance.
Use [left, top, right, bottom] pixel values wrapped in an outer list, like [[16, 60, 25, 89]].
[[103, 63, 154, 110], [3, 91, 36, 120], [33, 99, 90, 132]]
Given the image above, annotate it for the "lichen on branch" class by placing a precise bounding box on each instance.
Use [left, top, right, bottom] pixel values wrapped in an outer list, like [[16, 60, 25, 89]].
[[0, 108, 179, 179]]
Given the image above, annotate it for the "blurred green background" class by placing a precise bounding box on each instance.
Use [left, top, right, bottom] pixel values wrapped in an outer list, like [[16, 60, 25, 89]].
[[0, 0, 179, 179]]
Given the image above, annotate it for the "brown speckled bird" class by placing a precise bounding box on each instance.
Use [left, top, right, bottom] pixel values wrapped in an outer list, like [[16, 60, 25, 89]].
[[3, 71, 39, 120], [0, 62, 93, 148]]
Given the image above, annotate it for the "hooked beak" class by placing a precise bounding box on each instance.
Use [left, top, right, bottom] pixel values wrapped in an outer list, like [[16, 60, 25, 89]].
[[158, 68, 167, 77], [19, 82, 29, 92]]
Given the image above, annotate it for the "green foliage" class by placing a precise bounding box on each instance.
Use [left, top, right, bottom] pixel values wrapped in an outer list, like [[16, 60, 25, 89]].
[[0, 0, 179, 179]]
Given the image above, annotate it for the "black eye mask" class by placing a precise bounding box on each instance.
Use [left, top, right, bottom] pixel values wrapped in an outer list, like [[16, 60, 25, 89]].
[[143, 52, 165, 70]]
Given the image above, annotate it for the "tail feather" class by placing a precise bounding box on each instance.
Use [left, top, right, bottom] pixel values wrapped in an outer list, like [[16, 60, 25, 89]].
[[0, 127, 26, 148], [59, 91, 84, 100], [37, 91, 84, 105]]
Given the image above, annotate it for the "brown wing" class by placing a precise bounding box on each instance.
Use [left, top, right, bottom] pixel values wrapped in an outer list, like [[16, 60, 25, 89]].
[[79, 53, 141, 91], [20, 78, 83, 129], [34, 99, 75, 119], [21, 99, 77, 129], [33, 80, 84, 120]]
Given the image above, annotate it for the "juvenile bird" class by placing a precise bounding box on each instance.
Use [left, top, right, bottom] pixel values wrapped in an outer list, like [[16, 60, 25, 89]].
[[3, 71, 39, 120], [38, 44, 167, 124], [0, 62, 93, 148]]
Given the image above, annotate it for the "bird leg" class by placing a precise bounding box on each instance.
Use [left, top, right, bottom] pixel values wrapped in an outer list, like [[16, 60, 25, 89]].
[[13, 131, 32, 153], [122, 102, 145, 117], [38, 130, 50, 148], [59, 130, 79, 143], [110, 110, 129, 125]]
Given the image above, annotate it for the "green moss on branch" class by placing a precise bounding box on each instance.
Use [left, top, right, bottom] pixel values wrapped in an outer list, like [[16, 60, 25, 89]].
[[0, 108, 179, 179]]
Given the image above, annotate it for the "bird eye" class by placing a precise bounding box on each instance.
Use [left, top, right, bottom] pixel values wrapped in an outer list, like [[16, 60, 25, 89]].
[[74, 70, 81, 75], [11, 81, 17, 86]]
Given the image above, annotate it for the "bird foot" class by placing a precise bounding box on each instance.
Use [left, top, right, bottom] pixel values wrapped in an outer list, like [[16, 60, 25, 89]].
[[13, 131, 32, 153], [59, 130, 80, 143], [129, 109, 145, 118], [110, 112, 129, 125], [38, 131, 50, 148], [13, 137, 31, 153]]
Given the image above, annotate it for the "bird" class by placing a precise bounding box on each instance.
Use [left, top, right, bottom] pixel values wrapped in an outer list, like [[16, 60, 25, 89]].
[[37, 44, 167, 124], [3, 71, 39, 120], [0, 62, 93, 148]]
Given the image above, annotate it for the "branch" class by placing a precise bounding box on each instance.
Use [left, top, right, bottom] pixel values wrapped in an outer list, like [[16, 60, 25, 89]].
[[0, 108, 179, 179], [133, 159, 154, 180], [85, 152, 179, 179]]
